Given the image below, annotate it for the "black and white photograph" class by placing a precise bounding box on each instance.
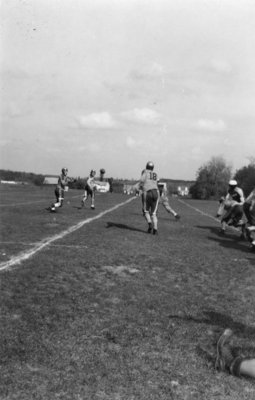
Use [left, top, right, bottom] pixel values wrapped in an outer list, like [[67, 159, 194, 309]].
[[1, 1, 255, 399]]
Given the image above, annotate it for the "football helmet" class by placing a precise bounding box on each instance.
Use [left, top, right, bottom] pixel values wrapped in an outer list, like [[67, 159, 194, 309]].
[[228, 180, 237, 186], [62, 167, 68, 175], [146, 161, 154, 171]]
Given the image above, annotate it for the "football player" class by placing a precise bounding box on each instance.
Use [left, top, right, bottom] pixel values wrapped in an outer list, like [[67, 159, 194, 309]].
[[50, 168, 72, 212], [243, 188, 255, 249], [158, 184, 180, 220], [81, 170, 97, 210], [243, 188, 255, 226], [219, 180, 245, 234], [139, 161, 159, 235]]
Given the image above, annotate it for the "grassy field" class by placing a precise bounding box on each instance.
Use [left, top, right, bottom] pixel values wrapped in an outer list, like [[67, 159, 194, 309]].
[[0, 184, 255, 400]]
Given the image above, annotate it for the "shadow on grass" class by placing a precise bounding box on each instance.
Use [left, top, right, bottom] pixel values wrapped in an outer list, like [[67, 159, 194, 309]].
[[106, 221, 146, 233], [247, 257, 255, 266], [168, 309, 255, 338], [196, 225, 251, 254]]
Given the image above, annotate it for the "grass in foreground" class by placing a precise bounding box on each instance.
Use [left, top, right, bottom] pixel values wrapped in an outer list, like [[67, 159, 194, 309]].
[[0, 186, 255, 399]]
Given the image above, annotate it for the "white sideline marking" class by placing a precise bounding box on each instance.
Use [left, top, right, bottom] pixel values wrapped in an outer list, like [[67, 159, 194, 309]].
[[177, 199, 220, 223], [178, 199, 243, 233], [0, 241, 89, 249], [0, 196, 137, 271]]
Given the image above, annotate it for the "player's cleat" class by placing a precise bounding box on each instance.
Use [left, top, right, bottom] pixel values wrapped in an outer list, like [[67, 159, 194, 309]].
[[215, 329, 234, 372], [153, 229, 158, 235], [91, 205, 95, 210], [50, 203, 56, 212], [147, 223, 152, 233], [175, 214, 180, 220]]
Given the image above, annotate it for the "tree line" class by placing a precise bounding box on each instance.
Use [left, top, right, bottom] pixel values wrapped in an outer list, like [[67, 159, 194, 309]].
[[1, 157, 254, 200], [189, 156, 255, 199]]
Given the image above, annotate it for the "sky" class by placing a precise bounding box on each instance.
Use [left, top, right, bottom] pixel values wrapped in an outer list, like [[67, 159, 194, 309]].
[[0, 0, 255, 180]]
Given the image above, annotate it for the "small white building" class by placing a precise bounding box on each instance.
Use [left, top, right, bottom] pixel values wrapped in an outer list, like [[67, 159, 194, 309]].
[[123, 183, 140, 195], [95, 181, 110, 193], [177, 186, 189, 196], [43, 177, 58, 185]]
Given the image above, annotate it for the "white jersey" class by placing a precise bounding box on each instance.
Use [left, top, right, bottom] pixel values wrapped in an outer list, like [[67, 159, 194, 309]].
[[139, 169, 158, 192]]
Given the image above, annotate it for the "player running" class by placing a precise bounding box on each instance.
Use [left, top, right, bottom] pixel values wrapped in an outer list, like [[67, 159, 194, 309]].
[[139, 161, 160, 235], [158, 183, 181, 220], [81, 170, 97, 210], [50, 167, 72, 212]]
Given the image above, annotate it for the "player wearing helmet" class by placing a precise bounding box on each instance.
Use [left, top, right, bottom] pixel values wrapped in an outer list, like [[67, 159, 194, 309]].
[[81, 170, 97, 210], [219, 180, 245, 234], [139, 161, 159, 234], [50, 168, 71, 212]]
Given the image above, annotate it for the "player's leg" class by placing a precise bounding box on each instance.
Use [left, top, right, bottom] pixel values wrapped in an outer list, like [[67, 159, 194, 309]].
[[143, 192, 152, 232], [141, 193, 145, 216], [91, 188, 95, 209], [220, 208, 232, 233], [243, 202, 255, 226], [81, 187, 88, 207], [151, 190, 159, 235], [51, 188, 64, 211], [215, 329, 255, 379], [161, 197, 180, 220], [231, 204, 243, 226]]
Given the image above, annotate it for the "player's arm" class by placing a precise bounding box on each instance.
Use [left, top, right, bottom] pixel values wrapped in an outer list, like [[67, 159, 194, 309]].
[[224, 193, 235, 209], [236, 188, 245, 205]]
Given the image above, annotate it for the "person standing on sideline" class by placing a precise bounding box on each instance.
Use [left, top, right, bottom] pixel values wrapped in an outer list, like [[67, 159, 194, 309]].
[[81, 170, 97, 210], [139, 161, 160, 235], [50, 167, 72, 212]]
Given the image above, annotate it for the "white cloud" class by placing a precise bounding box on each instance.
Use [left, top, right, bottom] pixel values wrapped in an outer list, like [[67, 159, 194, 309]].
[[126, 136, 141, 148], [190, 146, 203, 160], [130, 62, 165, 81], [196, 119, 227, 132], [87, 143, 101, 153], [121, 108, 161, 125], [210, 59, 232, 74], [78, 112, 117, 129], [75, 143, 101, 153]]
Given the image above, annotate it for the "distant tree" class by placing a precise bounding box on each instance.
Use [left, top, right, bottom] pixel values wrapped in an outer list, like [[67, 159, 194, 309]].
[[33, 174, 45, 186], [234, 162, 255, 197], [190, 156, 232, 199], [71, 177, 85, 190]]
